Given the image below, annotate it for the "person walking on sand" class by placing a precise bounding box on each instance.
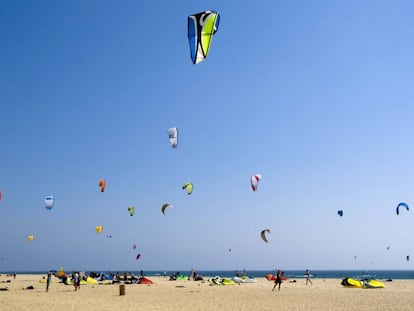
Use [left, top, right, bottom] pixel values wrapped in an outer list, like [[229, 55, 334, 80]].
[[46, 272, 51, 292], [73, 272, 79, 291], [305, 269, 313, 286], [272, 270, 283, 291]]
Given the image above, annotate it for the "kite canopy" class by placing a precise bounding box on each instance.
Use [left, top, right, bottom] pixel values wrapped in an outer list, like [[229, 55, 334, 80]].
[[341, 277, 385, 289], [0, 191, 2, 201], [407, 255, 410, 261], [95, 225, 103, 233], [182, 182, 193, 195], [106, 234, 112, 238], [128, 206, 135, 216], [167, 127, 178, 148], [55, 267, 65, 278], [251, 174, 261, 191], [396, 202, 409, 215], [99, 179, 105, 192], [188, 10, 220, 64], [136, 253, 141, 260], [27, 235, 34, 241], [44, 196, 54, 210], [337, 210, 343, 217], [161, 203, 173, 215], [260, 229, 271, 243]]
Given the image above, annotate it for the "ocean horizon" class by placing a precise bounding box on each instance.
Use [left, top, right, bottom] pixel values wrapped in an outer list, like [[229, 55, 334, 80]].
[[3, 270, 414, 280]]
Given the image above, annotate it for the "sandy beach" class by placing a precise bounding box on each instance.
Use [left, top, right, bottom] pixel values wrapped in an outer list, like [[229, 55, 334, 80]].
[[1, 274, 414, 311]]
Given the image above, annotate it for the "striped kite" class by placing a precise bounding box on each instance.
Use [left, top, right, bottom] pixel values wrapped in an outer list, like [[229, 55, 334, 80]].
[[188, 10, 220, 64]]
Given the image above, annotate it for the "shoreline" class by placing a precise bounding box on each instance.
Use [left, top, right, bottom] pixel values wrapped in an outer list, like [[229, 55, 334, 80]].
[[2, 269, 414, 280]]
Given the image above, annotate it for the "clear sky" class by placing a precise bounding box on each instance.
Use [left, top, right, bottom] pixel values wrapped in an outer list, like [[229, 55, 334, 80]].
[[1, 0, 414, 272]]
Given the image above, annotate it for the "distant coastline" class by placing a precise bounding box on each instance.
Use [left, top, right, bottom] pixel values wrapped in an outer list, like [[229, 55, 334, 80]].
[[2, 270, 414, 279]]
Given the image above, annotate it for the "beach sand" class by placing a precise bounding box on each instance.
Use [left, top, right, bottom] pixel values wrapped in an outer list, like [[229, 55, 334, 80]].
[[1, 274, 414, 311]]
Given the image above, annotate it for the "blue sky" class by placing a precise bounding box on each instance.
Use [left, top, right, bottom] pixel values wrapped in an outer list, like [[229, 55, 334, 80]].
[[1, 0, 414, 272]]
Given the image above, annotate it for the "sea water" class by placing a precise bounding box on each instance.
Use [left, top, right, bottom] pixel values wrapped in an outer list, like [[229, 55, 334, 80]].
[[6, 270, 414, 280], [154, 270, 414, 280]]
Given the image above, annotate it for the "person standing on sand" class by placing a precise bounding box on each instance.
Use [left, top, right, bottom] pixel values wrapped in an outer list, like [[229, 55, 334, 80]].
[[272, 270, 283, 291], [78, 272, 81, 290], [46, 272, 51, 292], [305, 269, 313, 286]]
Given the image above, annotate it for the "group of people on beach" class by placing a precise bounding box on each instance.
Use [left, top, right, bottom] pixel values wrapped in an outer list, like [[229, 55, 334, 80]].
[[272, 269, 312, 291], [44, 270, 149, 292], [42, 268, 314, 292], [50, 271, 82, 291]]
